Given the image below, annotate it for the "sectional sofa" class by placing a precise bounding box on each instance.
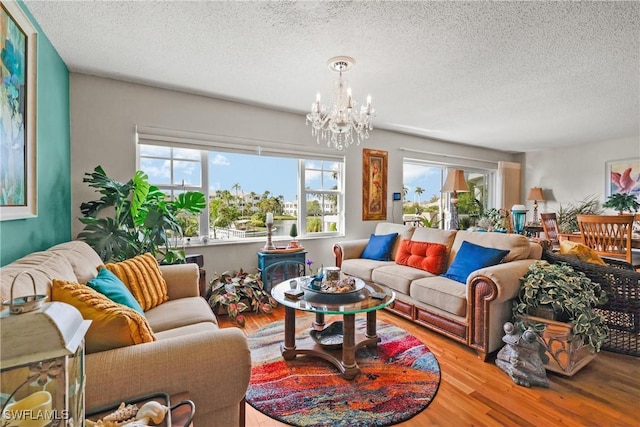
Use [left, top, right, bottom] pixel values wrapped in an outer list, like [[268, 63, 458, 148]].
[[0, 241, 250, 427], [333, 222, 542, 360]]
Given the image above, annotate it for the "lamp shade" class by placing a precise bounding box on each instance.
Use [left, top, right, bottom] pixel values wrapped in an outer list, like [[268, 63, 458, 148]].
[[526, 187, 545, 201], [441, 170, 470, 193]]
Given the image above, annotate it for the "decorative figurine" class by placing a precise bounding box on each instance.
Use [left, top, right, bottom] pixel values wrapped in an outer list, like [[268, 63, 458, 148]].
[[495, 322, 549, 388]]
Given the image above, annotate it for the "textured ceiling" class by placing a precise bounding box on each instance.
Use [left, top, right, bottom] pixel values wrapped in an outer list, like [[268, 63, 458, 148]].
[[22, 1, 640, 153]]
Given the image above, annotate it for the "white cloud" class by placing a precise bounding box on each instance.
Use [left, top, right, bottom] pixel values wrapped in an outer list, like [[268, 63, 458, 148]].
[[211, 154, 230, 166]]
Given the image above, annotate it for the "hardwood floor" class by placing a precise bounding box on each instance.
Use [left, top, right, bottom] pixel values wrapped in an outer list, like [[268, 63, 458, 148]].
[[219, 307, 640, 427]]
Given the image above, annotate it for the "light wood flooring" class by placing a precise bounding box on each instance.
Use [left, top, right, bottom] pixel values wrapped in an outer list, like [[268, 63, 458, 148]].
[[219, 306, 640, 427]]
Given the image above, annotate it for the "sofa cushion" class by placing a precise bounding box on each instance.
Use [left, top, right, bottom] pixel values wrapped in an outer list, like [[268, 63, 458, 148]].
[[48, 240, 104, 284], [105, 253, 169, 311], [145, 297, 217, 333], [374, 223, 416, 260], [395, 240, 448, 274], [443, 240, 509, 284], [52, 279, 156, 354], [361, 233, 398, 261], [411, 227, 457, 248], [372, 264, 435, 294], [410, 276, 467, 317], [559, 240, 606, 265], [341, 259, 395, 282], [449, 230, 531, 266], [1, 253, 78, 304], [87, 267, 145, 315]]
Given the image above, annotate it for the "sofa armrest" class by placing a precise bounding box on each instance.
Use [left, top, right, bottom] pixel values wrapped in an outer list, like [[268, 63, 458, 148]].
[[85, 327, 250, 424], [160, 263, 200, 299], [333, 239, 369, 267], [468, 259, 537, 304]]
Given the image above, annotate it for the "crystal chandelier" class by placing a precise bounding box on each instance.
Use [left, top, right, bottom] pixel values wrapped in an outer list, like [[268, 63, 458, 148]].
[[306, 56, 375, 151]]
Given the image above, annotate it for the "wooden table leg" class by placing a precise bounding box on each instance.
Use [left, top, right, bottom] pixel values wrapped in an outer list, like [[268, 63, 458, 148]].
[[281, 306, 297, 360], [313, 312, 325, 330], [366, 310, 378, 341], [341, 314, 360, 379]]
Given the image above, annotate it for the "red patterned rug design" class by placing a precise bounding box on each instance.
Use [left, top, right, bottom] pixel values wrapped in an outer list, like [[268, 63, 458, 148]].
[[246, 316, 441, 427]]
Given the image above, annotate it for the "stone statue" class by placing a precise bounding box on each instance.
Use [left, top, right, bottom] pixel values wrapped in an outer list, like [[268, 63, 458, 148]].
[[495, 322, 549, 388]]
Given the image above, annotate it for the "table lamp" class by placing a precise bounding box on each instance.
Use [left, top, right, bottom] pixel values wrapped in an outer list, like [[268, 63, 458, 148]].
[[526, 187, 545, 224], [441, 169, 469, 230], [1, 274, 91, 426]]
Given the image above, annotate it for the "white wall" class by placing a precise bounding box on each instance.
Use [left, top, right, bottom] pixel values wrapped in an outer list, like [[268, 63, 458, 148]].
[[523, 137, 639, 215], [70, 74, 519, 277]]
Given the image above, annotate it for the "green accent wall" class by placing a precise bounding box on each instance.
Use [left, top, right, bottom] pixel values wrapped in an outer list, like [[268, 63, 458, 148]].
[[0, 2, 70, 266]]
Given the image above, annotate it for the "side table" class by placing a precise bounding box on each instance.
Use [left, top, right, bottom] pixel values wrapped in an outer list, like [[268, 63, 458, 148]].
[[186, 253, 207, 296], [257, 250, 306, 292]]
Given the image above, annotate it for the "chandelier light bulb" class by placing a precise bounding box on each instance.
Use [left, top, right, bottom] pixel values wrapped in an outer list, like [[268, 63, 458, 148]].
[[305, 56, 375, 151]]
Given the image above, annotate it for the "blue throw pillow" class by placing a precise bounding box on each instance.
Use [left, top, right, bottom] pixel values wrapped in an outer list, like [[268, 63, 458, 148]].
[[443, 240, 510, 284], [87, 267, 145, 315], [361, 233, 399, 261]]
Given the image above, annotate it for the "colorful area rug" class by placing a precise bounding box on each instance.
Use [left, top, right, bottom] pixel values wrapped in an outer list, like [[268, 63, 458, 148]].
[[246, 316, 441, 427]]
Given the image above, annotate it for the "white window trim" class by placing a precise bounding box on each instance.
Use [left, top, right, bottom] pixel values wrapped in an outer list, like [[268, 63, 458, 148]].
[[136, 126, 345, 244]]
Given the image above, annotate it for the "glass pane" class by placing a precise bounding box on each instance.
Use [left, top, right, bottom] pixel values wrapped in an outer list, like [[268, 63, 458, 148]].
[[140, 158, 171, 185], [173, 147, 201, 160], [208, 151, 298, 241], [140, 144, 170, 157], [173, 160, 201, 186]]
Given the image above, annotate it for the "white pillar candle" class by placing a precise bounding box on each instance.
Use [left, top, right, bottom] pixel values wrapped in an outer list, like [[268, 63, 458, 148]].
[[266, 212, 273, 225]]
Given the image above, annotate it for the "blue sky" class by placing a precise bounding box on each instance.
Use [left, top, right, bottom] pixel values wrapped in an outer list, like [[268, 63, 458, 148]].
[[403, 163, 442, 203], [208, 153, 298, 200], [141, 144, 444, 203]]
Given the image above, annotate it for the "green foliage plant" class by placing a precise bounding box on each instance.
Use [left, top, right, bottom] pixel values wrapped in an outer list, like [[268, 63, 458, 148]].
[[513, 260, 609, 352], [603, 193, 640, 215], [556, 195, 603, 233], [78, 166, 206, 264], [206, 269, 278, 327]]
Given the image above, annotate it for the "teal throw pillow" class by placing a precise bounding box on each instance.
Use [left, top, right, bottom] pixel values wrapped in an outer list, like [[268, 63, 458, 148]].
[[87, 267, 145, 315], [361, 233, 399, 261], [443, 241, 510, 284]]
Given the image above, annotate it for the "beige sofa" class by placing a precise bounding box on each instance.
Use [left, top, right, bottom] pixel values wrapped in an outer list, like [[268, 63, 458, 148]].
[[0, 241, 250, 427], [334, 223, 542, 360]]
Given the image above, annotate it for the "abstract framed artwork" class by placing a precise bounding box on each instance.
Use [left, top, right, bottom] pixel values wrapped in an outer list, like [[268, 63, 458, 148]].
[[605, 158, 640, 198], [1, 1, 37, 220], [362, 148, 387, 221]]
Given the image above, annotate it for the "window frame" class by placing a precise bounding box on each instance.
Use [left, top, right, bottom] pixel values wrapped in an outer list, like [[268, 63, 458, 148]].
[[137, 139, 345, 244]]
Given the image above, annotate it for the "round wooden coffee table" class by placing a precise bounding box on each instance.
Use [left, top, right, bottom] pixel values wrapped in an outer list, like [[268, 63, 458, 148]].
[[271, 278, 395, 380]]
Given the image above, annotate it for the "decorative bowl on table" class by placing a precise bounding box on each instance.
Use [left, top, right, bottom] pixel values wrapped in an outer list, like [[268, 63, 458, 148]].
[[310, 321, 344, 350]]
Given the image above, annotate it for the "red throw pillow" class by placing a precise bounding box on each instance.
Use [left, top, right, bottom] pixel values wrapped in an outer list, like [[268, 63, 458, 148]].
[[395, 240, 448, 274]]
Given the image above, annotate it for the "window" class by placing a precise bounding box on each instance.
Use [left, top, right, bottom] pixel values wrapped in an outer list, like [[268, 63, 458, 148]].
[[138, 141, 344, 243], [402, 159, 494, 229]]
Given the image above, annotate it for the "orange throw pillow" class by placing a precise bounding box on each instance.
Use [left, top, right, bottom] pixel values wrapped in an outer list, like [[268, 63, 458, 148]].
[[395, 240, 448, 274], [105, 253, 169, 311], [52, 279, 156, 354]]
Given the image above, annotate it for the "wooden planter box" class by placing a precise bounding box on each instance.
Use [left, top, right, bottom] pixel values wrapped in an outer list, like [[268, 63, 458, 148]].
[[517, 314, 596, 377]]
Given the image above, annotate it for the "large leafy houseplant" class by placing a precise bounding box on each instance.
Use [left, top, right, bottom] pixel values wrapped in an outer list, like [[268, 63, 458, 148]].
[[603, 193, 640, 215], [78, 166, 206, 263], [556, 195, 603, 233], [206, 270, 278, 327], [513, 260, 608, 352]]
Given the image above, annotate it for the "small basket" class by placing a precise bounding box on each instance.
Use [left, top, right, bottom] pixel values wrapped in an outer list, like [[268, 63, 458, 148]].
[[2, 271, 48, 314]]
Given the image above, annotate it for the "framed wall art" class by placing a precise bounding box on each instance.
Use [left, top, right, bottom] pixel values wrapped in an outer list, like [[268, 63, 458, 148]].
[[1, 1, 37, 220], [362, 148, 387, 221], [605, 158, 640, 198]]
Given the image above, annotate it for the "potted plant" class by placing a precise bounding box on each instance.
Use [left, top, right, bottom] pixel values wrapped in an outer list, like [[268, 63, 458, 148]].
[[556, 195, 603, 233], [78, 166, 206, 264], [512, 260, 608, 376], [603, 193, 640, 215], [206, 269, 278, 327], [288, 223, 299, 248]]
